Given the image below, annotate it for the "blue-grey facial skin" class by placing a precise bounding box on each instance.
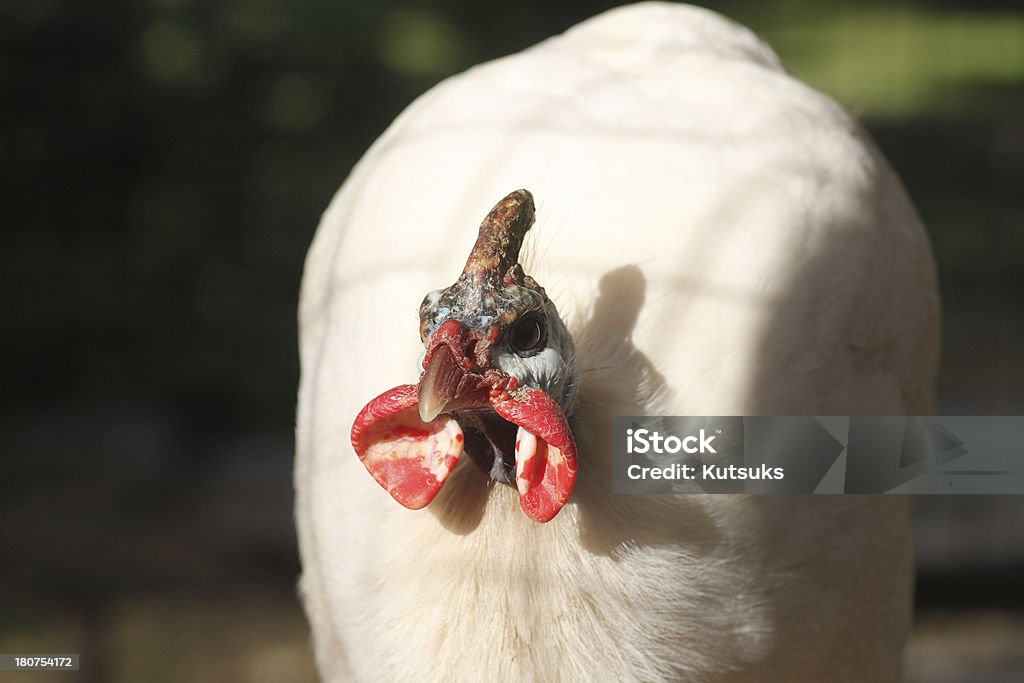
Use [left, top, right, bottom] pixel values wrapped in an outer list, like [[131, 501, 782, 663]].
[[417, 272, 546, 343], [417, 276, 579, 417], [492, 304, 578, 416]]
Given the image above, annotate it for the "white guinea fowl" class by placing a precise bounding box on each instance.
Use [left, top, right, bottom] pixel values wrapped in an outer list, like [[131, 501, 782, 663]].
[[295, 3, 940, 682]]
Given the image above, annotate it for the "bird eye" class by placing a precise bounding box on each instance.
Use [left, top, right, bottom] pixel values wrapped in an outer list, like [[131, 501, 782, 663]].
[[509, 314, 545, 357]]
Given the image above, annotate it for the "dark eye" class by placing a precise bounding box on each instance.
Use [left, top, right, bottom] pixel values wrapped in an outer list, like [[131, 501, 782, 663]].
[[509, 313, 545, 357]]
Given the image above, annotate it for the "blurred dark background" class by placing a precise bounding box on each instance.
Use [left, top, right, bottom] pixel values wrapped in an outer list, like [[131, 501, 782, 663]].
[[1, 1, 1021, 681]]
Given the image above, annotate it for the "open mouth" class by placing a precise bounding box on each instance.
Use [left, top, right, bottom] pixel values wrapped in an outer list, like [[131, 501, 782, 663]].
[[414, 322, 525, 486], [350, 319, 578, 523], [458, 408, 519, 485]]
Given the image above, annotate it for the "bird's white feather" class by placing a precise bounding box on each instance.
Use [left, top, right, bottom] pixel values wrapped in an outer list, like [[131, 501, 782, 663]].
[[296, 3, 938, 681]]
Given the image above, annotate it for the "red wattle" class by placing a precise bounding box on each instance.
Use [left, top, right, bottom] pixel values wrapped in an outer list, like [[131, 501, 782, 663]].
[[491, 388, 578, 522], [351, 384, 463, 510]]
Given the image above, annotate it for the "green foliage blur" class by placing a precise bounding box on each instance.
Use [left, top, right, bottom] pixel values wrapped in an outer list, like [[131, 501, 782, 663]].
[[2, 0, 1022, 430]]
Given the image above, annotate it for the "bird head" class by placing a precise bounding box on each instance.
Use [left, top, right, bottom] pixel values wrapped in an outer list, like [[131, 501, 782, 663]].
[[350, 190, 579, 522]]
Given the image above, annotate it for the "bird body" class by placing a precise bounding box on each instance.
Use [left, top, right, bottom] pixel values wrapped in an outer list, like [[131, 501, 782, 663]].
[[295, 3, 939, 681]]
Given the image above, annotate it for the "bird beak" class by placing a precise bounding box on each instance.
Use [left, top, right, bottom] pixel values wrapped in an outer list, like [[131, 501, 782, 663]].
[[415, 319, 485, 423], [417, 348, 459, 422], [350, 321, 578, 523]]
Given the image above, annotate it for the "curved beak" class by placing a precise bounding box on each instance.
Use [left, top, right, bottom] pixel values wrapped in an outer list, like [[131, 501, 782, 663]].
[[416, 319, 490, 421], [418, 348, 461, 422]]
